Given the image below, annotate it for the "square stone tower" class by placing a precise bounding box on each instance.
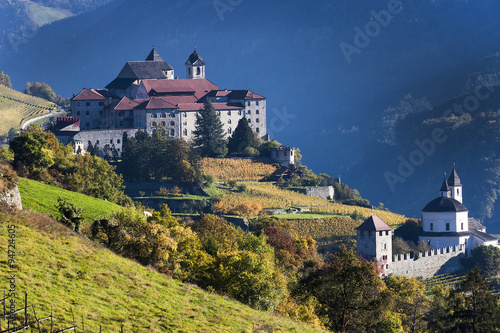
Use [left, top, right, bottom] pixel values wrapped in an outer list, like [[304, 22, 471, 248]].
[[356, 215, 393, 275]]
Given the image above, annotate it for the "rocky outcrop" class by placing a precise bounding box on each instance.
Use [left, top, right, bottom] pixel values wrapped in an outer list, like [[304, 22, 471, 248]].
[[0, 184, 22, 210]]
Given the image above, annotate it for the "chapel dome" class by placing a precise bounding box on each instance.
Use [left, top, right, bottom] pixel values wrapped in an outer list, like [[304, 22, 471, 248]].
[[422, 197, 468, 213]]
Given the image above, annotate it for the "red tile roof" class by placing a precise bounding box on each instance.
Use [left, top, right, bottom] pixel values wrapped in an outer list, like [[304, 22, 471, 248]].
[[72, 88, 115, 101], [141, 79, 219, 99], [356, 215, 393, 231], [114, 97, 142, 110], [135, 97, 177, 110]]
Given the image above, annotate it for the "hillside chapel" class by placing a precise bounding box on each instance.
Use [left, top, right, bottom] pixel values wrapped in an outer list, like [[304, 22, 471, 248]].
[[356, 165, 499, 278], [58, 47, 267, 154]]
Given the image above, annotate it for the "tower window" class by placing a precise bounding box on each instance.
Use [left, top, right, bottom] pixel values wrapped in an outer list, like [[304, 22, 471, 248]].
[[256, 128, 260, 133], [170, 121, 175, 126], [170, 129, 175, 136], [457, 189, 459, 195], [461, 223, 464, 230], [446, 223, 450, 231], [247, 110, 251, 115], [197, 67, 200, 75], [430, 223, 433, 231], [256, 101, 259, 106], [256, 118, 260, 123], [256, 110, 259, 115], [228, 119, 231, 124], [183, 129, 187, 136], [188, 67, 191, 75]]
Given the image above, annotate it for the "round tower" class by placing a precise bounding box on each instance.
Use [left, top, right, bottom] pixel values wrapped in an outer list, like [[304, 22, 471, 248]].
[[185, 46, 205, 79]]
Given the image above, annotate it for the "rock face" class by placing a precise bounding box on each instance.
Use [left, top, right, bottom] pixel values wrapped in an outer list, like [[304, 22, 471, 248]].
[[0, 184, 23, 210]]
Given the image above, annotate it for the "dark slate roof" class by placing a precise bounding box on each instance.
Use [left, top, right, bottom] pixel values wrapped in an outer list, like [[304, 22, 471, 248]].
[[468, 218, 486, 231], [440, 177, 449, 192], [356, 215, 393, 231], [186, 48, 205, 65], [470, 229, 498, 242], [448, 166, 462, 186], [145, 47, 163, 61], [122, 61, 173, 79], [105, 78, 136, 90], [420, 231, 471, 237], [422, 197, 468, 213], [420, 230, 498, 243]]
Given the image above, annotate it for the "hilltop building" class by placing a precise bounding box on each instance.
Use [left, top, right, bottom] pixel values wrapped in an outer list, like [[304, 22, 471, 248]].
[[357, 165, 499, 278], [60, 47, 267, 155], [271, 146, 295, 167]]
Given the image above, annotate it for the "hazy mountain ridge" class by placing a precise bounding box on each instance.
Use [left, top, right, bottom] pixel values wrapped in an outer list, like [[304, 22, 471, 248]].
[[349, 77, 500, 232]]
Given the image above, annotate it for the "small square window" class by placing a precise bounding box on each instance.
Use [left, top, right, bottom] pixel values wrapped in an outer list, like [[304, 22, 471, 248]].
[[86, 102, 90, 107]]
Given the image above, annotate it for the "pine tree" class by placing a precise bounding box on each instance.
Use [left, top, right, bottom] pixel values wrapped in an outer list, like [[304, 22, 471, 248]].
[[193, 100, 227, 157], [227, 117, 258, 154]]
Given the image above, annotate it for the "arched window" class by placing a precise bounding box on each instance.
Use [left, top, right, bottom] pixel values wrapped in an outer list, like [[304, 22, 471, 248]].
[[256, 110, 259, 115], [228, 119, 231, 124], [256, 127, 260, 133], [161, 121, 166, 126], [196, 67, 200, 75], [227, 111, 231, 115], [228, 128, 232, 134], [170, 121, 175, 126], [152, 121, 157, 127], [256, 118, 260, 123], [183, 129, 187, 136]]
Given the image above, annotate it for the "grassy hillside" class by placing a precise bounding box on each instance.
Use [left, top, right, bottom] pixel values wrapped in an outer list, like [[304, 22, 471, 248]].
[[0, 209, 325, 332], [0, 85, 57, 136], [17, 177, 122, 223]]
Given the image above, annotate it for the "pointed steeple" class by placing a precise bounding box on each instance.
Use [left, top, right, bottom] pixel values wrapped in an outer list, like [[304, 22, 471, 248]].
[[440, 173, 450, 197], [448, 162, 463, 203], [146, 46, 163, 61], [448, 162, 462, 187]]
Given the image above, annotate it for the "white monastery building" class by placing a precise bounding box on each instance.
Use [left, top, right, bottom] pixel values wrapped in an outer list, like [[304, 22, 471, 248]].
[[63, 47, 267, 154]]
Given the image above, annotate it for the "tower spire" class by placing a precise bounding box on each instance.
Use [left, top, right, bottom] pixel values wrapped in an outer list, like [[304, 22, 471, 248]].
[[440, 172, 450, 197], [448, 163, 463, 203]]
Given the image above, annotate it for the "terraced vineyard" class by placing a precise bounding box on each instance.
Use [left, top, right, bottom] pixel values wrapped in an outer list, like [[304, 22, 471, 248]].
[[219, 182, 406, 225], [0, 85, 57, 136], [200, 158, 277, 181], [423, 273, 464, 295]]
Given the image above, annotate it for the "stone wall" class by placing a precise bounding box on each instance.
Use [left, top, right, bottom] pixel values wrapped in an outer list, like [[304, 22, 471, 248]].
[[291, 186, 334, 200], [388, 245, 466, 278], [0, 185, 22, 210]]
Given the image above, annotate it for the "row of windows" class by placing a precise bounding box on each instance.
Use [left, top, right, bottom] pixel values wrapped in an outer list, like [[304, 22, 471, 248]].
[[215, 110, 262, 116], [247, 118, 260, 123], [151, 113, 176, 118], [76, 102, 105, 107], [151, 121, 176, 127], [430, 222, 464, 231], [247, 101, 260, 106], [359, 230, 390, 237]]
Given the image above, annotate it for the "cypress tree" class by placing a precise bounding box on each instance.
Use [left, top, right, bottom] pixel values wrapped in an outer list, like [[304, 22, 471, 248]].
[[227, 117, 258, 154], [193, 100, 227, 157]]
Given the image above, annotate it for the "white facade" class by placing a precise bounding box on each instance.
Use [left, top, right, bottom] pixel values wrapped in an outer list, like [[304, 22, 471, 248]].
[[422, 211, 469, 233]]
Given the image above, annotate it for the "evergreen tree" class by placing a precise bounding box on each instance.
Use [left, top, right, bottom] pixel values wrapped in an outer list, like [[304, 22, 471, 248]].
[[227, 117, 258, 154], [0, 71, 12, 88], [192, 100, 227, 157]]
